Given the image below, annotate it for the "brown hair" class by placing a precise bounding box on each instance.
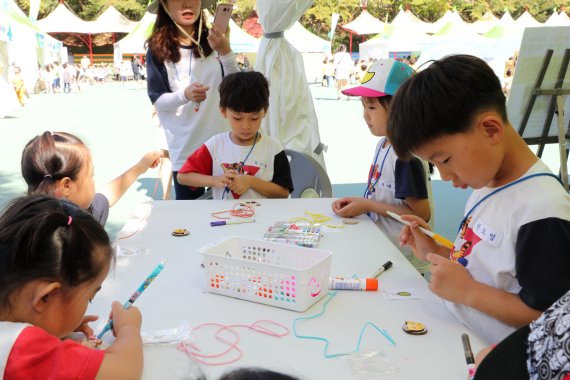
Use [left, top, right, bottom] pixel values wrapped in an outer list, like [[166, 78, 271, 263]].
[[146, 5, 213, 64], [21, 131, 88, 196]]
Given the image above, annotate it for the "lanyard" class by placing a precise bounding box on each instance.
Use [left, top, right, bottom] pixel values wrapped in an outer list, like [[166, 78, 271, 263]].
[[458, 172, 562, 232], [173, 51, 193, 82], [364, 138, 391, 199], [222, 132, 259, 199]]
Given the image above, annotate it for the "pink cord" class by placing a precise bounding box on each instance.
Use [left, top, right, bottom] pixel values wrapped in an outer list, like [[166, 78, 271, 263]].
[[177, 320, 289, 366]]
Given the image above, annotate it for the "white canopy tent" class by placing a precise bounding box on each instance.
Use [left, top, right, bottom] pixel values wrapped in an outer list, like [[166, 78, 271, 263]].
[[432, 15, 473, 37], [545, 10, 570, 26], [113, 11, 155, 55], [37, 2, 96, 62], [255, 0, 325, 167], [341, 8, 384, 53], [284, 21, 331, 82], [390, 7, 432, 34], [426, 9, 464, 34], [285, 22, 330, 53], [93, 5, 136, 34], [515, 10, 542, 28], [37, 2, 95, 33], [1, 0, 62, 90], [359, 22, 429, 60], [470, 10, 499, 34], [498, 9, 517, 27]]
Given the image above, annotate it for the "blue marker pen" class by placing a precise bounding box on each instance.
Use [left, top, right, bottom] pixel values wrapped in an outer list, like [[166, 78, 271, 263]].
[[97, 260, 166, 339]]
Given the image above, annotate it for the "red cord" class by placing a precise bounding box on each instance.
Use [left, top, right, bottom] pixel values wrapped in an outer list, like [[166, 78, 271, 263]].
[[211, 203, 255, 219]]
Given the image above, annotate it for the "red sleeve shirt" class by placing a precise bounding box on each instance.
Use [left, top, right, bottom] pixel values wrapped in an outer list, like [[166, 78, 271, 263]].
[[4, 326, 105, 380], [179, 144, 213, 175]]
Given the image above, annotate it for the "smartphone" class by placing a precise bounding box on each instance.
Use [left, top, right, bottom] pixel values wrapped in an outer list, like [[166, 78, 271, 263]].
[[213, 3, 233, 34]]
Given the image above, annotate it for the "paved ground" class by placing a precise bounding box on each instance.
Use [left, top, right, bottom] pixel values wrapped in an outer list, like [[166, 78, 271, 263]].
[[0, 79, 563, 240], [0, 80, 375, 238]]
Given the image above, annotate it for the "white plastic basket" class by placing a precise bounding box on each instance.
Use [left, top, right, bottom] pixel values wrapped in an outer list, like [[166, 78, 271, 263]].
[[202, 236, 332, 312]]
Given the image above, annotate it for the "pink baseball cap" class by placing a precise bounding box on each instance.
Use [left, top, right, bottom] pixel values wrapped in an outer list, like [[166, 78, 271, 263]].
[[342, 59, 414, 97]]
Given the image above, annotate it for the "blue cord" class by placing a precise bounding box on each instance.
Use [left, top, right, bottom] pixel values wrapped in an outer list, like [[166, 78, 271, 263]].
[[363, 138, 391, 199], [457, 173, 562, 232], [292, 291, 396, 359]]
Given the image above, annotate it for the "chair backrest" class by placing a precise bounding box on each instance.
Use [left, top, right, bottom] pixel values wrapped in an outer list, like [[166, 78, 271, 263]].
[[285, 149, 332, 198]]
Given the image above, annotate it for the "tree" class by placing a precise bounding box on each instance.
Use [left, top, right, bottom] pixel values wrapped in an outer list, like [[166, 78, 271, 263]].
[[15, 0, 147, 21]]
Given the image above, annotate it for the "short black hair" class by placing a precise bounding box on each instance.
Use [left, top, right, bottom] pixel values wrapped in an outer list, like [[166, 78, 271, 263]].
[[388, 55, 508, 159], [219, 368, 299, 380], [219, 71, 270, 113]]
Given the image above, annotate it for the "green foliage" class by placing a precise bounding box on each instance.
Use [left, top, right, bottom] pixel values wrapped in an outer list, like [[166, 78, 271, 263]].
[[231, 0, 256, 25], [13, 0, 570, 40], [15, 0, 146, 21]]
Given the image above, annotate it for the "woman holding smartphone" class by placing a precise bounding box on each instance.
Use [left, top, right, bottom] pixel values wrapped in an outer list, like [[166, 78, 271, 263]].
[[146, 0, 240, 200]]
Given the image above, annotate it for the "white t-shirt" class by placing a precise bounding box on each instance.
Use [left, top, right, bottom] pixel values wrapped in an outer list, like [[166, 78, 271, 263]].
[[366, 139, 430, 271], [333, 51, 352, 80], [179, 132, 293, 199], [0, 322, 28, 375], [149, 48, 240, 170], [365, 139, 428, 247], [447, 160, 570, 344]]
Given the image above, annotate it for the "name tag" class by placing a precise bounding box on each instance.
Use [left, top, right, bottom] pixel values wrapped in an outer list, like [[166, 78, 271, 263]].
[[473, 219, 501, 247]]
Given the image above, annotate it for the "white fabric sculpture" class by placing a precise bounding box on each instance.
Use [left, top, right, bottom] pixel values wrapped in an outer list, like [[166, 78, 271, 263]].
[[255, 0, 326, 167]]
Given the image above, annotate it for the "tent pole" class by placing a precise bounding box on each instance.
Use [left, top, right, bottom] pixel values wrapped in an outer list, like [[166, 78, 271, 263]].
[[88, 33, 93, 64], [349, 31, 353, 55]]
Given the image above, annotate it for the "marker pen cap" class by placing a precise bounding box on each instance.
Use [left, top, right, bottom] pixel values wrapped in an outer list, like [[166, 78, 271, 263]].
[[365, 278, 379, 291]]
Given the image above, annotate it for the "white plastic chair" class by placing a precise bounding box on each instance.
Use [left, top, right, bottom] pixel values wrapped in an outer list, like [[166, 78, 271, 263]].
[[285, 149, 332, 198]]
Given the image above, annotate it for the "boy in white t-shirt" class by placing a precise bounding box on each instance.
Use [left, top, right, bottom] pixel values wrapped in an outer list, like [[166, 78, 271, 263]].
[[177, 71, 293, 199], [388, 55, 570, 345]]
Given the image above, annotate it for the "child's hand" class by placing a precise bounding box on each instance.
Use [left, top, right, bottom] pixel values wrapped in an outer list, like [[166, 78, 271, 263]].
[[399, 215, 440, 260], [74, 315, 99, 338], [138, 150, 163, 171], [213, 171, 236, 188], [228, 175, 251, 196], [184, 82, 210, 104], [109, 301, 142, 337], [426, 253, 474, 304], [475, 345, 494, 367], [331, 197, 368, 217]]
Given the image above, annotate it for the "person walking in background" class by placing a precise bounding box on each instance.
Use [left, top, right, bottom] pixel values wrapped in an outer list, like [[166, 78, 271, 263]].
[[0, 62, 21, 117], [333, 44, 352, 100], [321, 57, 334, 88], [52, 61, 62, 93], [80, 55, 90, 71], [11, 66, 26, 106], [62, 63, 72, 93], [131, 54, 142, 85]]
